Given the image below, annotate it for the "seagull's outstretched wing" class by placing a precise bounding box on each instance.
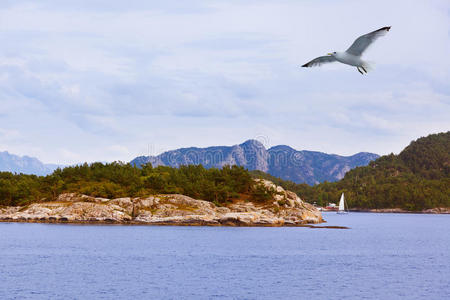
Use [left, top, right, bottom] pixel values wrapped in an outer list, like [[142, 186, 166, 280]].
[[302, 56, 336, 67], [346, 26, 391, 57]]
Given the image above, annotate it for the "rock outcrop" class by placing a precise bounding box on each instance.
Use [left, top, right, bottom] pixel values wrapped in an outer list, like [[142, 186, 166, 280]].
[[0, 180, 323, 226]]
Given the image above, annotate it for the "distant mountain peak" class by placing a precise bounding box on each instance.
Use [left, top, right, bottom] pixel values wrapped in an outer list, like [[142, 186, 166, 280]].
[[240, 139, 265, 148], [0, 151, 62, 176], [268, 145, 296, 152]]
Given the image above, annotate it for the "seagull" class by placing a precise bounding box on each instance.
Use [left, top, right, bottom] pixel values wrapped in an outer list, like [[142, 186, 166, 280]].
[[302, 26, 391, 74]]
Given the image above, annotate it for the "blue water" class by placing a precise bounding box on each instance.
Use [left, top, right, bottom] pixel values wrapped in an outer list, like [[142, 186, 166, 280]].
[[1, 213, 449, 299]]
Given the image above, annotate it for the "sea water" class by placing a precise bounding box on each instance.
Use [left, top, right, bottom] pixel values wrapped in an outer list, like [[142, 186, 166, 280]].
[[1, 213, 449, 299]]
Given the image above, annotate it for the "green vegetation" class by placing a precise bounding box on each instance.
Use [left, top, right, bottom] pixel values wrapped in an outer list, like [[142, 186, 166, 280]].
[[1, 132, 448, 211], [252, 132, 450, 211], [0, 164, 261, 206]]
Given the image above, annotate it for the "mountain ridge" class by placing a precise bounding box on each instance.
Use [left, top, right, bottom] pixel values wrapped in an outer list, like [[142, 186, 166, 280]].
[[0, 151, 62, 176], [131, 140, 379, 185]]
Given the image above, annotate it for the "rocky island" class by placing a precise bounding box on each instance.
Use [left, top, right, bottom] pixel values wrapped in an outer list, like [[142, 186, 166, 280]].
[[0, 180, 323, 226]]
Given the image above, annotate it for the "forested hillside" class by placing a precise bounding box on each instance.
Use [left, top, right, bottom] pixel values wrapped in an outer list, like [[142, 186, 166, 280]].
[[252, 132, 450, 211]]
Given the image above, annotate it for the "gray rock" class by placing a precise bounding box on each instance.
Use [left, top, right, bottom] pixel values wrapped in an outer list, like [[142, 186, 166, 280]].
[[0, 180, 323, 226]]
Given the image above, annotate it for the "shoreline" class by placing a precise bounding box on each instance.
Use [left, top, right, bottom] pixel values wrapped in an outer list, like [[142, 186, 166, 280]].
[[0, 219, 347, 229], [348, 208, 450, 214], [318, 207, 450, 214]]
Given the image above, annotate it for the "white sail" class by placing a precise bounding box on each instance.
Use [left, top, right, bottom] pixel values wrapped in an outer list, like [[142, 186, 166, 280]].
[[338, 193, 345, 211]]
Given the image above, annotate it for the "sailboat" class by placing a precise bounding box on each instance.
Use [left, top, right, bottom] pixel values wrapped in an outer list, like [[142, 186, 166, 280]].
[[337, 193, 348, 214]]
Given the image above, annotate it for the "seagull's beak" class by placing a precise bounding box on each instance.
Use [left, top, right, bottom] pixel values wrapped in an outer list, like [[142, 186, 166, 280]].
[[327, 53, 333, 56]]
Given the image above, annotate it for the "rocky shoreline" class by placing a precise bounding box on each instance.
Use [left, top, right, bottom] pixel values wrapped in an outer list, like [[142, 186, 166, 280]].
[[349, 208, 450, 214], [0, 180, 325, 227]]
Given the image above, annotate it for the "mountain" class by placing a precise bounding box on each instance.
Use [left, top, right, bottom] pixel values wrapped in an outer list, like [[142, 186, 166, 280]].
[[398, 132, 449, 179], [130, 140, 379, 185], [266, 145, 378, 184], [279, 132, 449, 210], [0, 151, 61, 176]]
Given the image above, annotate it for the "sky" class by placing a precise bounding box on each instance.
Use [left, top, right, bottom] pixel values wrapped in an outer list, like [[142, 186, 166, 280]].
[[0, 0, 449, 164]]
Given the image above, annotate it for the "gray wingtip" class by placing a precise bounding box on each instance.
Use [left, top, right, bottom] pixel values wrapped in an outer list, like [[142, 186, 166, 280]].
[[301, 63, 309, 67]]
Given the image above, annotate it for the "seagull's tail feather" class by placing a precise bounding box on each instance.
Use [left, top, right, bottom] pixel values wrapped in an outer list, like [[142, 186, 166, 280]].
[[362, 61, 375, 73]]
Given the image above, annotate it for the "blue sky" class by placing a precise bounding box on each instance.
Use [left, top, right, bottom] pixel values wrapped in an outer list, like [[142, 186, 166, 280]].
[[0, 0, 449, 164]]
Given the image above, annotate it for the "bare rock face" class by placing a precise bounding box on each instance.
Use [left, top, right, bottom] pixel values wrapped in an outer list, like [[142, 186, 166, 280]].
[[422, 208, 450, 214], [0, 180, 323, 226]]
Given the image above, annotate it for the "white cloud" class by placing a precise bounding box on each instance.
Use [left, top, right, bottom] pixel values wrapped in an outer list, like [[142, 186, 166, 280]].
[[0, 0, 449, 164]]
